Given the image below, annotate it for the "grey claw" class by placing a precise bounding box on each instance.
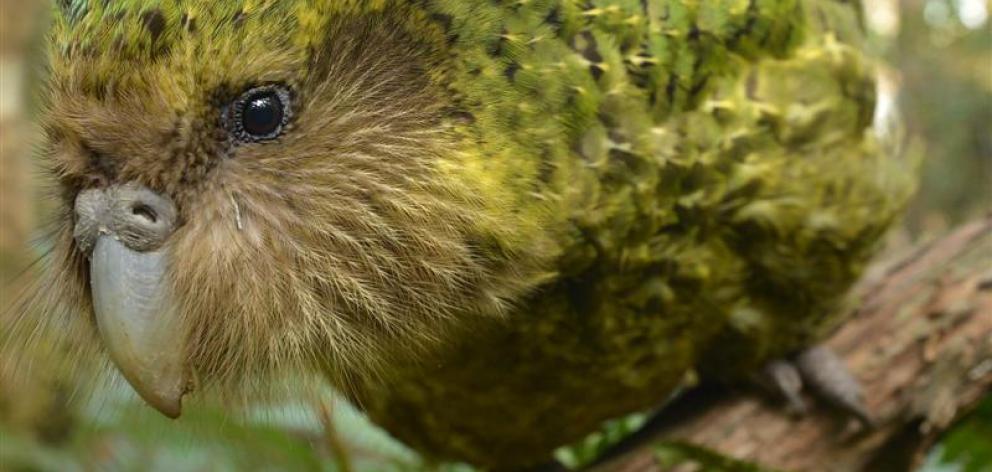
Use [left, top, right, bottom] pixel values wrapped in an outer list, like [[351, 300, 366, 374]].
[[760, 359, 808, 416], [795, 346, 874, 427]]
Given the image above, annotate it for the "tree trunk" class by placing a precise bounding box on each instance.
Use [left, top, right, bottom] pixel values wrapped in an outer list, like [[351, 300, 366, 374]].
[[592, 218, 992, 472]]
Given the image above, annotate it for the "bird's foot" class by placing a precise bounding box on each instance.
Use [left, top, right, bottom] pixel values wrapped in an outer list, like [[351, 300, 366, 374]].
[[760, 358, 808, 416], [758, 345, 873, 426]]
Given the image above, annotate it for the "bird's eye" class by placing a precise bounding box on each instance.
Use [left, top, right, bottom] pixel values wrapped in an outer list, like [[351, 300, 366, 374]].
[[227, 85, 292, 142]]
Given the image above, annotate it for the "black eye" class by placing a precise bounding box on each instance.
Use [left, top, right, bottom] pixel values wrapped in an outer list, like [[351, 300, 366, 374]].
[[228, 85, 292, 142]]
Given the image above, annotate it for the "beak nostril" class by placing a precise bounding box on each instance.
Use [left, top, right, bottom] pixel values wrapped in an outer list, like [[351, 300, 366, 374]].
[[132, 204, 159, 224], [77, 184, 176, 253]]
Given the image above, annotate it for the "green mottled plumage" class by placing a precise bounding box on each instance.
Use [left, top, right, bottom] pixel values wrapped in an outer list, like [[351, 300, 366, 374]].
[[43, 0, 915, 469]]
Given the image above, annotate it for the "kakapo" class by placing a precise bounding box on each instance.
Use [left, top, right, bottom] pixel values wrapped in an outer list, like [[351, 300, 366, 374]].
[[16, 0, 914, 469]]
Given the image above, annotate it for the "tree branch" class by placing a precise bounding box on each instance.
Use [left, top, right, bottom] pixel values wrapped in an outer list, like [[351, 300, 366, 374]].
[[592, 218, 992, 472]]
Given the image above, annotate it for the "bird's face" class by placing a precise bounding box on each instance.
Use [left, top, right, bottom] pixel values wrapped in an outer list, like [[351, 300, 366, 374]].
[[30, 2, 546, 417]]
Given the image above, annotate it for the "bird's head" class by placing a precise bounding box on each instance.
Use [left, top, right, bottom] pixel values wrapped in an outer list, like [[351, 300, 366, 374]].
[[18, 1, 551, 417]]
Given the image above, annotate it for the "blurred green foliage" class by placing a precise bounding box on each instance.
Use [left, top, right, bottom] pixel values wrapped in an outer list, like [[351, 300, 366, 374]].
[[925, 398, 992, 472], [889, 0, 991, 229], [0, 389, 432, 472]]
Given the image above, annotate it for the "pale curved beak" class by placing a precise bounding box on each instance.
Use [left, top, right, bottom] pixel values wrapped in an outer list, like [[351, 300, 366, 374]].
[[90, 237, 188, 418], [76, 184, 188, 418]]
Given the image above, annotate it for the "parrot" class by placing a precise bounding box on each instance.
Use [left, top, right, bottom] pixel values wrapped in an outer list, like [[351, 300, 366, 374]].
[[8, 0, 915, 469]]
